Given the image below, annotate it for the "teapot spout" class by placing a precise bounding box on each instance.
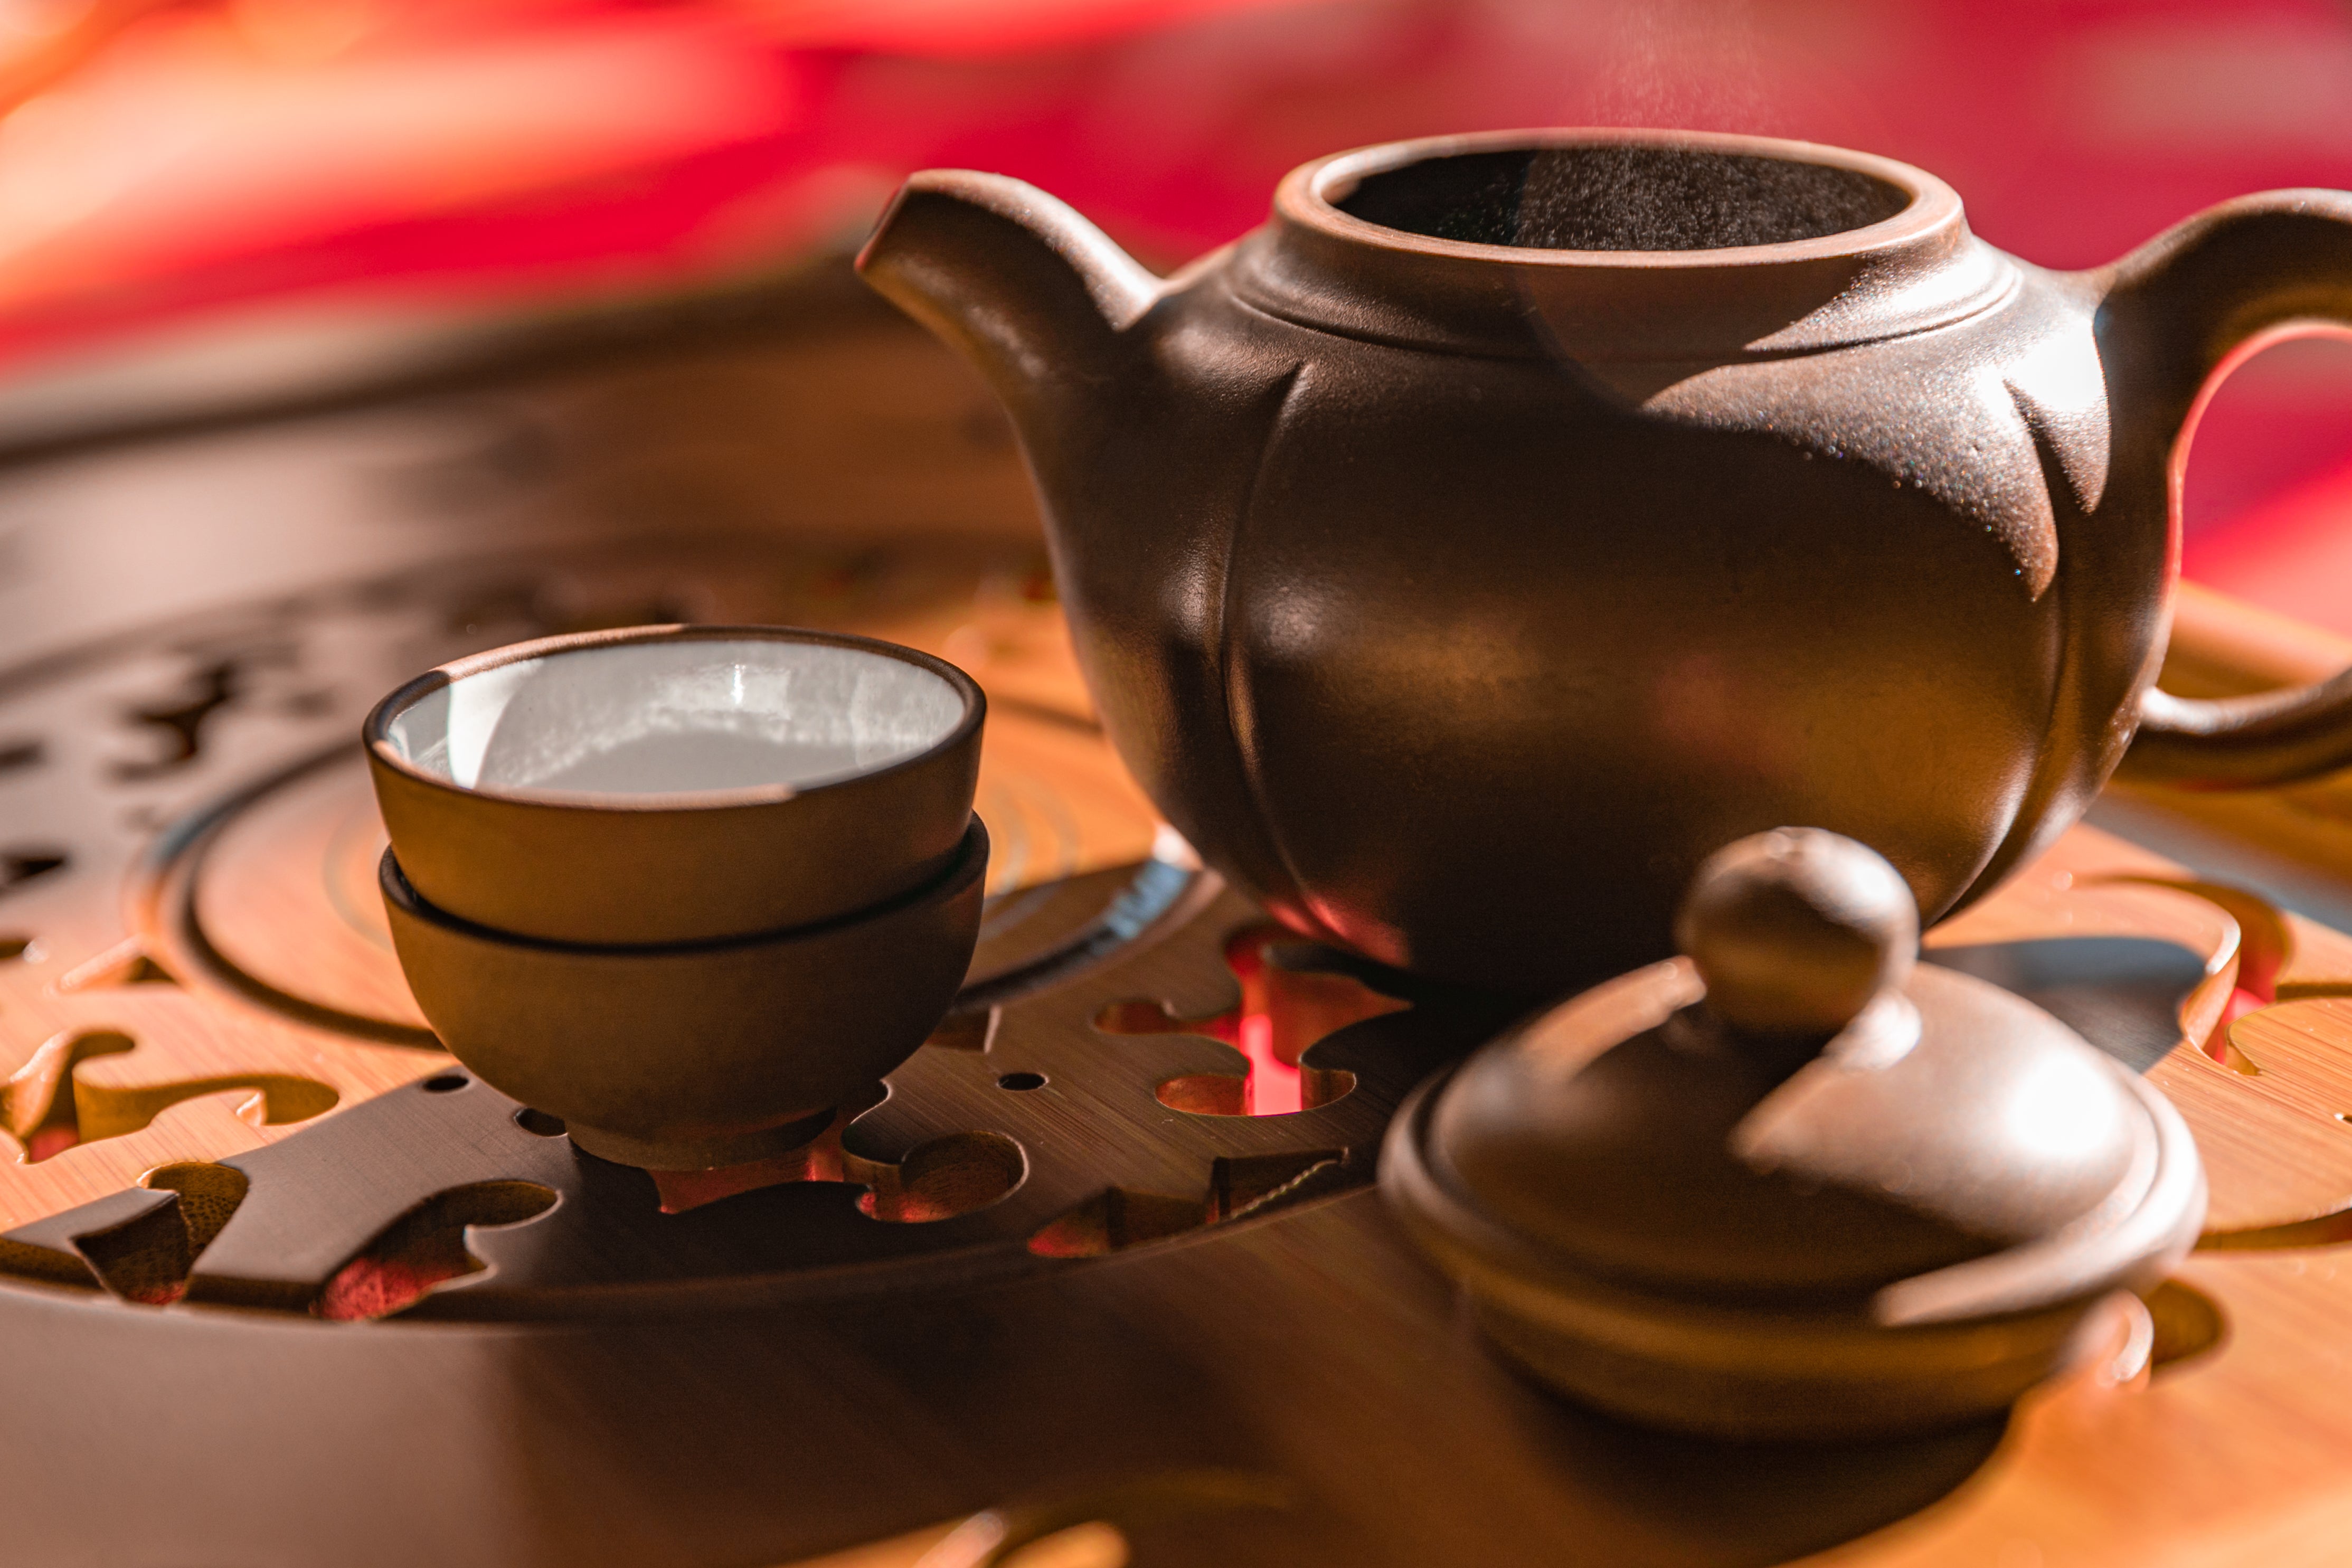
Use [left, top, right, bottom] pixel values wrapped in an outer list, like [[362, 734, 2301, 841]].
[[857, 171, 1160, 420]]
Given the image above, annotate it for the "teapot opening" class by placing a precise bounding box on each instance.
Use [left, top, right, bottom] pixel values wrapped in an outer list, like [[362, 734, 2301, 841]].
[[1334, 145, 1911, 252]]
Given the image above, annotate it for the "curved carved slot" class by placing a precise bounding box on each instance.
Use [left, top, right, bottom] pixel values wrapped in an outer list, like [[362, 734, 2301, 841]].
[[44, 1211, 172, 1297], [74, 1164, 250, 1305], [2096, 876, 2296, 1071], [1153, 1068, 1358, 1118], [1027, 1188, 1207, 1259], [3, 1028, 336, 1161], [646, 1110, 848, 1213], [56, 938, 178, 991], [2145, 1279, 2226, 1370], [1100, 925, 1402, 1117], [0, 1235, 93, 1289], [925, 1008, 998, 1052], [114, 955, 176, 986], [83, 1074, 337, 1147], [1925, 936, 2213, 1076], [2199, 1206, 2352, 1251], [0, 937, 31, 961], [1210, 1150, 1345, 1222], [1095, 999, 1193, 1034], [0, 850, 66, 900], [2199, 884, 2284, 1072], [313, 1180, 558, 1321], [648, 1114, 1032, 1220], [5, 1029, 135, 1161], [113, 659, 242, 780], [1028, 1149, 1346, 1258], [1153, 1073, 1245, 1117], [856, 1132, 1025, 1223]]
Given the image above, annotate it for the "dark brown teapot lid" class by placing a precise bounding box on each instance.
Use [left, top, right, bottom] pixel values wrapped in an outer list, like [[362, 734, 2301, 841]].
[[1421, 828, 2158, 1310]]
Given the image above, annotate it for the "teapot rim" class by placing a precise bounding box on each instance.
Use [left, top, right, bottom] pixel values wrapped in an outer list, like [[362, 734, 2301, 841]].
[[1281, 127, 1959, 272]]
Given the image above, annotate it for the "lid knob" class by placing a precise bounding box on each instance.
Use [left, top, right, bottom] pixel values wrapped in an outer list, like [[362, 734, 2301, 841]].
[[1675, 828, 1918, 1042]]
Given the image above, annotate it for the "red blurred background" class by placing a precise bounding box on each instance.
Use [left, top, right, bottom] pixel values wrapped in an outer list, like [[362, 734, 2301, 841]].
[[2, 0, 2348, 626]]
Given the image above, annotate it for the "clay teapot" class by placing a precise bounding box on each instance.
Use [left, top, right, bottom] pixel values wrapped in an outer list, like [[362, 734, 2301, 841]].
[[859, 128, 2352, 994]]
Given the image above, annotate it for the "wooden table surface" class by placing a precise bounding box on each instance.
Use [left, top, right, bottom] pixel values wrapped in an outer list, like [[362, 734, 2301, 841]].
[[2, 275, 2351, 1566]]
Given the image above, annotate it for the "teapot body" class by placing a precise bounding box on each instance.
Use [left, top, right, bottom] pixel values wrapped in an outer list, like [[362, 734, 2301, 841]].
[[863, 131, 2352, 994]]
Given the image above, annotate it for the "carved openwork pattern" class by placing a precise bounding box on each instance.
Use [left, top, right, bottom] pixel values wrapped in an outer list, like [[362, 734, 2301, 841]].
[[8, 532, 2352, 1566], [0, 533, 1512, 1318]]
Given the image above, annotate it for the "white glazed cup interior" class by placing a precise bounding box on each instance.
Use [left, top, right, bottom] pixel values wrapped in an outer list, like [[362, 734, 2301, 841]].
[[379, 636, 969, 802]]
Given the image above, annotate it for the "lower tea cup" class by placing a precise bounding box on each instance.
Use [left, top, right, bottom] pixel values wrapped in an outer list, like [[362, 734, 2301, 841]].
[[380, 821, 988, 1169]]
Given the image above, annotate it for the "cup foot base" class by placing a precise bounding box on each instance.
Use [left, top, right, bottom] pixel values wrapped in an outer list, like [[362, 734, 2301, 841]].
[[565, 1107, 837, 1172]]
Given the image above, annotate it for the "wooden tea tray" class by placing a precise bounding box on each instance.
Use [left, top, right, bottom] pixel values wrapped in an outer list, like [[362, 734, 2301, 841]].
[[0, 263, 2348, 1567]]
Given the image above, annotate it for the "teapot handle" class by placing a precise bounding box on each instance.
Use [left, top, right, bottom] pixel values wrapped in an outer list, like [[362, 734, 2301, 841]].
[[2109, 191, 2352, 787]]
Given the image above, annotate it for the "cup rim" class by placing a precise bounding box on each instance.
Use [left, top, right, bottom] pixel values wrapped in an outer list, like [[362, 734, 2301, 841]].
[[1282, 127, 1955, 271], [379, 816, 991, 955], [363, 623, 986, 814]]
